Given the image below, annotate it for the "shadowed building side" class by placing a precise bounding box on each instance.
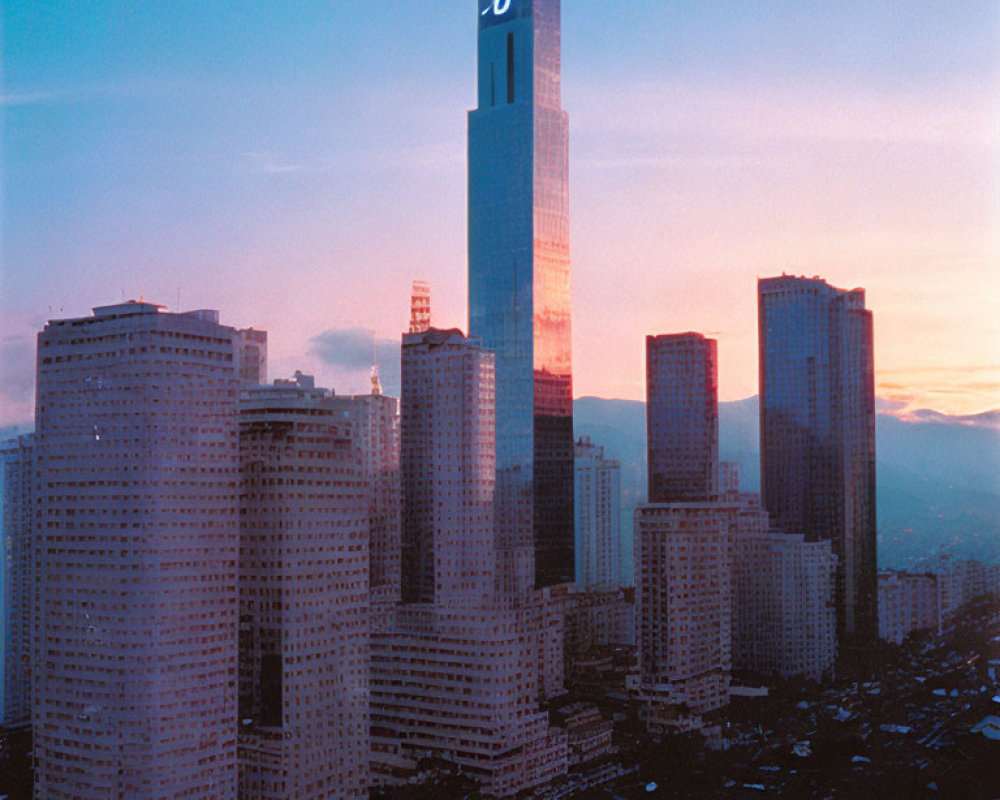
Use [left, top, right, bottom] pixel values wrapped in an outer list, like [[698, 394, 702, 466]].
[[758, 275, 878, 654]]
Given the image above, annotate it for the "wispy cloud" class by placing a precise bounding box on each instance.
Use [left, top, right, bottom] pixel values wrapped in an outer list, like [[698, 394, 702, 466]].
[[0, 91, 61, 107], [240, 151, 306, 175], [308, 328, 401, 398]]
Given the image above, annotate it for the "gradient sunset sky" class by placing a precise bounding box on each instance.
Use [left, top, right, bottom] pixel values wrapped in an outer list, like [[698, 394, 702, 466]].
[[2, 1, 997, 427]]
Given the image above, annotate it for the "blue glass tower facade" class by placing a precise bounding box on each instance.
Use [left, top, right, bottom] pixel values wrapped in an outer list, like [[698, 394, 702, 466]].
[[758, 275, 878, 652], [468, 0, 573, 592]]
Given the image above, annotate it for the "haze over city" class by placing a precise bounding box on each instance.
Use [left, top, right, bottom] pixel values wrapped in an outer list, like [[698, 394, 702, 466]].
[[3, 1, 997, 425]]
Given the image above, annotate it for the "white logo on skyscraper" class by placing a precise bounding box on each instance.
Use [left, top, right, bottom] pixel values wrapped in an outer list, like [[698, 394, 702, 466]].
[[482, 0, 512, 17]]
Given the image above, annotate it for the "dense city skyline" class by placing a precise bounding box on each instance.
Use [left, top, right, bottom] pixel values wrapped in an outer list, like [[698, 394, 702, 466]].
[[3, 1, 997, 427], [2, 4, 998, 798]]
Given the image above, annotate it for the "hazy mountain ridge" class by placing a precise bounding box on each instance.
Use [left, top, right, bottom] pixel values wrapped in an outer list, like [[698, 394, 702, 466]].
[[574, 396, 1000, 570]]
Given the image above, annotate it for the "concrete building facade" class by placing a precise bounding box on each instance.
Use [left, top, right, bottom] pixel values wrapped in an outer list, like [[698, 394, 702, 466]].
[[634, 503, 735, 725], [1, 434, 34, 728], [574, 436, 621, 592], [371, 327, 568, 796], [721, 468, 837, 681], [329, 390, 401, 631], [733, 525, 837, 680], [33, 301, 242, 800], [878, 571, 940, 645], [238, 378, 370, 800]]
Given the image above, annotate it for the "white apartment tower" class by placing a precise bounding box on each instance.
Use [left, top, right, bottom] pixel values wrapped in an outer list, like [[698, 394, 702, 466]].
[[733, 531, 837, 681], [573, 436, 621, 592], [238, 377, 370, 800], [33, 301, 243, 800], [634, 502, 735, 727], [723, 466, 837, 681]]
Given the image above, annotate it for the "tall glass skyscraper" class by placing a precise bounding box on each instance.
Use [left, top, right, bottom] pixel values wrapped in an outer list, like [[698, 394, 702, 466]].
[[468, 0, 573, 592], [758, 275, 878, 654]]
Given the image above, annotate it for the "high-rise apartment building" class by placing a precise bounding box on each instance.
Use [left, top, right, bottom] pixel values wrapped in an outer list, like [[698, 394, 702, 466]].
[[370, 327, 568, 796], [1, 434, 34, 728], [634, 332, 732, 731], [238, 377, 369, 800], [468, 0, 574, 593], [398, 328, 496, 607], [573, 436, 621, 592], [646, 333, 718, 504], [758, 275, 877, 652], [634, 502, 735, 727], [33, 301, 242, 800], [330, 389, 401, 629]]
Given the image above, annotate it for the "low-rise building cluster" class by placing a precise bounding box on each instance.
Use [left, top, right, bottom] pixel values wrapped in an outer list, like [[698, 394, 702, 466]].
[[878, 557, 1000, 645]]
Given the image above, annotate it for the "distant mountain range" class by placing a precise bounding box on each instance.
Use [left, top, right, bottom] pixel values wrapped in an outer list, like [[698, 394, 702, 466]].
[[6, 398, 997, 570], [574, 396, 1000, 570]]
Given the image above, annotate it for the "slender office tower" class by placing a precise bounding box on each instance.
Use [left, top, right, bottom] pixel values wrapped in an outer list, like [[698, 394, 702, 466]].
[[758, 275, 878, 654], [33, 301, 242, 800], [469, 0, 573, 593], [646, 334, 719, 503]]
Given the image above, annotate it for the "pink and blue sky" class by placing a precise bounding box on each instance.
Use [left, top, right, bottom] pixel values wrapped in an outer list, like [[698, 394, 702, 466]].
[[2, 1, 997, 426]]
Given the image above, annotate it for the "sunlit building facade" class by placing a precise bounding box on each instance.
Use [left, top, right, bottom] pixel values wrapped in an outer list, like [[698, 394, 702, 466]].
[[468, 0, 574, 594], [238, 377, 369, 800], [758, 275, 877, 653], [33, 302, 241, 800]]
